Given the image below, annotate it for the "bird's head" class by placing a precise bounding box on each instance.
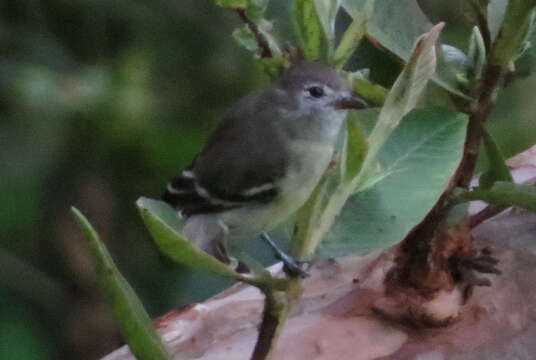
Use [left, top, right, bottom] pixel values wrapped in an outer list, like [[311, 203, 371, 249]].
[[279, 62, 368, 116]]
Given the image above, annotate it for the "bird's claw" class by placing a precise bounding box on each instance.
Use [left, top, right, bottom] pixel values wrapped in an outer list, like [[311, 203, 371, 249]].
[[261, 233, 310, 278], [276, 254, 310, 278]]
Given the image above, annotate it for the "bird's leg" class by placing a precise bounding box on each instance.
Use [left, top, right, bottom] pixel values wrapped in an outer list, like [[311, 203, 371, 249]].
[[261, 233, 310, 278], [213, 220, 240, 270]]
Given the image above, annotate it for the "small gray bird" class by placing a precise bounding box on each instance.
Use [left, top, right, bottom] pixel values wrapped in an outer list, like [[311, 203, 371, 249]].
[[162, 62, 367, 272]]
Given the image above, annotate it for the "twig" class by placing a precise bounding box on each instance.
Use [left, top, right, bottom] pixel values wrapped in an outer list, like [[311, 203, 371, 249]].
[[236, 8, 272, 58], [467, 178, 536, 228], [455, 65, 501, 188], [469, 204, 508, 228]]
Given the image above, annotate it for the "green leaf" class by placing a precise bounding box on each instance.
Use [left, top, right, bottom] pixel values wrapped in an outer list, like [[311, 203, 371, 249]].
[[314, 0, 342, 56], [214, 0, 247, 8], [489, 0, 536, 68], [71, 208, 173, 360], [344, 114, 368, 181], [334, 0, 377, 67], [479, 130, 513, 189], [291, 175, 330, 257], [488, 0, 508, 40], [136, 197, 243, 279], [467, 26, 487, 80], [514, 10, 536, 62], [455, 182, 536, 212], [136, 198, 290, 290], [437, 44, 470, 92], [247, 0, 269, 22], [259, 56, 290, 79], [257, 19, 283, 56], [361, 22, 443, 175], [233, 26, 261, 56], [231, 3, 282, 61], [341, 0, 472, 100], [331, 16, 367, 69], [348, 72, 388, 105], [363, 0, 430, 60], [340, 0, 372, 18], [294, 0, 325, 59], [318, 108, 468, 256]]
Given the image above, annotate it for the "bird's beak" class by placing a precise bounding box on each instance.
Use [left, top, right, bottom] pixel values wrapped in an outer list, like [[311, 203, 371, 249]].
[[334, 95, 368, 110]]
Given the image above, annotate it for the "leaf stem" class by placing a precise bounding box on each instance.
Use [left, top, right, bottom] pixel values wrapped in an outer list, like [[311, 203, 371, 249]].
[[468, 204, 508, 228], [453, 183, 536, 212]]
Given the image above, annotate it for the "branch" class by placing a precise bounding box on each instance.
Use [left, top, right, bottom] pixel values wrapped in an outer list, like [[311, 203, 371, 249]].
[[393, 1, 536, 289], [468, 182, 536, 228], [236, 8, 273, 58], [468, 204, 508, 228], [454, 182, 536, 212], [398, 1, 536, 257]]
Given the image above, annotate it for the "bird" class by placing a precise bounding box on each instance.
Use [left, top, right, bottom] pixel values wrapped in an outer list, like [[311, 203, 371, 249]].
[[161, 62, 367, 275]]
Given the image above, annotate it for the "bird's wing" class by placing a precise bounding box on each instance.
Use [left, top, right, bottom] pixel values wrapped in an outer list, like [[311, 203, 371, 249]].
[[162, 90, 290, 216]]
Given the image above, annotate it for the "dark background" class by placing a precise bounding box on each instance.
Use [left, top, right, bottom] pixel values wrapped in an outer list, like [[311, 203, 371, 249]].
[[1, 1, 534, 359]]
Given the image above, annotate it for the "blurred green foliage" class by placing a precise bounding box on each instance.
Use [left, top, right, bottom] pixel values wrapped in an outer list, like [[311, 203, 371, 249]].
[[1, 0, 535, 359], [1, 0, 259, 358]]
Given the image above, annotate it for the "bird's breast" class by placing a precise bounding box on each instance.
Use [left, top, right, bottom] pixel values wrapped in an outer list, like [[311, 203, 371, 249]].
[[281, 139, 334, 201]]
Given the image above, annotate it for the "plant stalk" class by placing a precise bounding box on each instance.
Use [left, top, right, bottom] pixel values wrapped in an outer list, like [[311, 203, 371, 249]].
[[394, 0, 536, 289], [249, 280, 302, 360], [250, 291, 286, 360]]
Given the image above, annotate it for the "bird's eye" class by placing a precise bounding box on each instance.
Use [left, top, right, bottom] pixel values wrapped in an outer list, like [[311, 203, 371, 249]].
[[307, 86, 325, 98]]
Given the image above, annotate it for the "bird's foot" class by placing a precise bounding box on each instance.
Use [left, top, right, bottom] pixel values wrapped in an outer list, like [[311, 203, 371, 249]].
[[261, 233, 310, 278]]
